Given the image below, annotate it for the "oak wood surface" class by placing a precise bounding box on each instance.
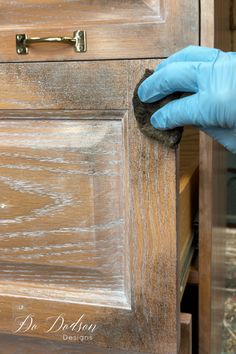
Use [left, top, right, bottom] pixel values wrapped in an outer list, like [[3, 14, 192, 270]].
[[0, 314, 190, 354], [0, 61, 128, 110], [0, 59, 181, 353], [1, 2, 230, 354], [0, 115, 128, 308], [0, 107, 198, 307], [0, 0, 199, 62]]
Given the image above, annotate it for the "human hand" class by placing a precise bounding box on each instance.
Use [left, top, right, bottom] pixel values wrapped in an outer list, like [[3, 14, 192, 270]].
[[137, 45, 236, 153]]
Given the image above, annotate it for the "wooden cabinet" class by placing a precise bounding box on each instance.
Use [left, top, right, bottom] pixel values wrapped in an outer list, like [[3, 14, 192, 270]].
[[0, 58, 198, 353], [0, 1, 228, 353], [1, 0, 199, 61]]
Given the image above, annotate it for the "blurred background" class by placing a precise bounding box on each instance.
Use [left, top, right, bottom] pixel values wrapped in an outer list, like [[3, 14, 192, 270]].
[[219, 4, 236, 352], [221, 152, 236, 353]]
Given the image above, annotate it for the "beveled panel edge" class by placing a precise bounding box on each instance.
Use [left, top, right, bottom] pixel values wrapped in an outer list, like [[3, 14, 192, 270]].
[[0, 109, 127, 120], [0, 283, 131, 310]]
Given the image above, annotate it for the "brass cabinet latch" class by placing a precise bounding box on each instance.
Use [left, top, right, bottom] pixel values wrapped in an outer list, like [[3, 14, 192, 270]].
[[16, 30, 87, 54]]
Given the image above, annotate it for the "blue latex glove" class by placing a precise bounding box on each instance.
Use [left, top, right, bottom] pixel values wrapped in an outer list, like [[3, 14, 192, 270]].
[[138, 45, 236, 153]]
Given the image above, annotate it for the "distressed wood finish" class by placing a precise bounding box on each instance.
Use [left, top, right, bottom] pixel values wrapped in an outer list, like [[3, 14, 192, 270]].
[[0, 116, 128, 307], [0, 60, 182, 353], [0, 0, 199, 62], [0, 1, 201, 350], [0, 61, 128, 110], [199, 1, 230, 353], [0, 315, 191, 354]]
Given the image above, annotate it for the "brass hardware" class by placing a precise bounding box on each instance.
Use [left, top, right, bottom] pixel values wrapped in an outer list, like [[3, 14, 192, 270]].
[[16, 30, 87, 54]]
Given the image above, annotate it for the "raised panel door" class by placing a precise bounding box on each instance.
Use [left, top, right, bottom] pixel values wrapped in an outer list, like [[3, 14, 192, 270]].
[[0, 60, 180, 354]]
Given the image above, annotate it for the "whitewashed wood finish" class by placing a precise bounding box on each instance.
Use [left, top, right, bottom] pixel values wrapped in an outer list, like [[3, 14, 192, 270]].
[[0, 0, 199, 62], [0, 59, 182, 353], [0, 314, 191, 354], [1, 0, 163, 26], [0, 59, 201, 352], [0, 332, 146, 354], [0, 61, 128, 110], [0, 115, 129, 308]]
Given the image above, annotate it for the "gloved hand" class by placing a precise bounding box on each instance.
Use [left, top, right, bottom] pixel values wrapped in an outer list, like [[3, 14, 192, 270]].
[[138, 45, 236, 153]]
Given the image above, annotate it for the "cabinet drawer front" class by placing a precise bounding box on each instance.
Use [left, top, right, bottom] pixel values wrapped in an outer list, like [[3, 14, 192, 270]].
[[1, 0, 199, 62]]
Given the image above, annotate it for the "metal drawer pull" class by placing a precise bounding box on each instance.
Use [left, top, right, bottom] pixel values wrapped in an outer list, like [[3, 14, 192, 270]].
[[16, 30, 87, 54]]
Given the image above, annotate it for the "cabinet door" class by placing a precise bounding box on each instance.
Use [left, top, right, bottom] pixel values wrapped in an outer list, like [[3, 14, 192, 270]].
[[0, 60, 180, 354], [0, 0, 199, 62]]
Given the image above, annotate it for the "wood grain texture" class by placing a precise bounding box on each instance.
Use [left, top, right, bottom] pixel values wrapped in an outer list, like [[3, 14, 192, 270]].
[[0, 332, 143, 354], [0, 1, 201, 352], [0, 59, 181, 353], [0, 314, 193, 354], [0, 115, 128, 308], [0, 0, 199, 62], [179, 313, 192, 354], [199, 1, 229, 353], [0, 61, 128, 110]]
